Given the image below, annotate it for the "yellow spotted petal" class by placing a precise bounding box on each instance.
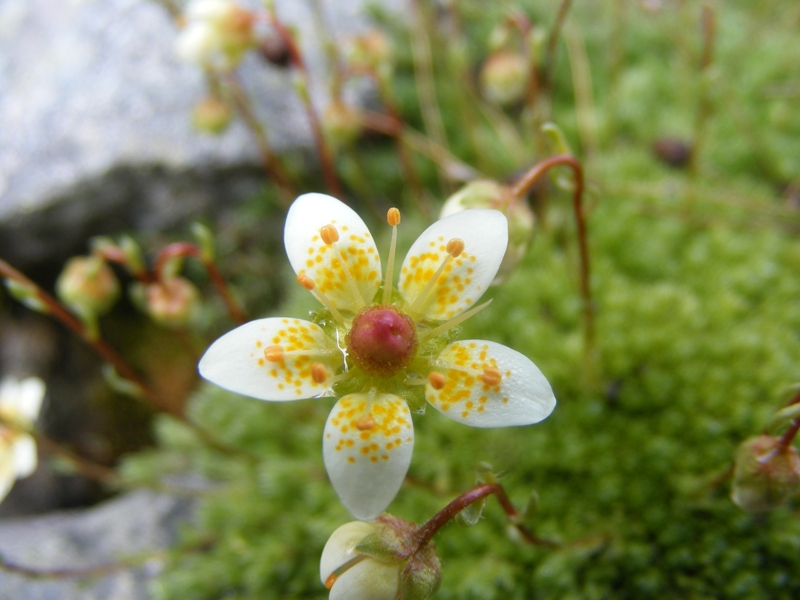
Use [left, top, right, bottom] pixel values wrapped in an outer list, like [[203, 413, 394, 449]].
[[199, 317, 342, 401], [285, 193, 382, 314], [426, 340, 555, 427], [399, 209, 507, 321], [323, 393, 414, 520]]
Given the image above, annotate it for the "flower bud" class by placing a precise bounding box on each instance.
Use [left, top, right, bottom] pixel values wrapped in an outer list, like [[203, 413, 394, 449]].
[[56, 256, 120, 318], [348, 31, 394, 76], [322, 101, 363, 150], [321, 515, 441, 600], [192, 96, 233, 134], [480, 51, 530, 107], [731, 435, 800, 512], [145, 277, 201, 328], [441, 180, 535, 285]]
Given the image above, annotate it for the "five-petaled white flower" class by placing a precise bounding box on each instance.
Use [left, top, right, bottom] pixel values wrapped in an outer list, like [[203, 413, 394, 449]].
[[0, 377, 45, 502], [199, 193, 556, 519]]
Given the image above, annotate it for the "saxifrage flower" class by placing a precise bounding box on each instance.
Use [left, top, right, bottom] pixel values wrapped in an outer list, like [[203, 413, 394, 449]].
[[199, 193, 556, 519], [0, 377, 45, 502]]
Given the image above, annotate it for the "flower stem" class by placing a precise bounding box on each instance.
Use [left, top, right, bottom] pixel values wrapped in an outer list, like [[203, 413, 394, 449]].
[[267, 12, 344, 198], [221, 72, 296, 206], [0, 259, 160, 408], [411, 482, 560, 554], [409, 0, 452, 195], [773, 388, 800, 454], [511, 155, 594, 350], [0, 260, 258, 462], [542, 0, 574, 91]]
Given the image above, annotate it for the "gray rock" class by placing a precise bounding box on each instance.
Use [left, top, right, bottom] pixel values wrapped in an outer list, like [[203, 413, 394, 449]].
[[0, 489, 194, 600], [0, 0, 387, 269]]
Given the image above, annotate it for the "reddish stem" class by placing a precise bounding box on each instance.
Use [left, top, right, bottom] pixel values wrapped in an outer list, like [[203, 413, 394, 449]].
[[511, 155, 594, 349], [774, 389, 800, 453], [410, 482, 559, 554], [223, 72, 296, 206], [154, 242, 247, 325], [0, 259, 168, 411], [269, 15, 344, 199]]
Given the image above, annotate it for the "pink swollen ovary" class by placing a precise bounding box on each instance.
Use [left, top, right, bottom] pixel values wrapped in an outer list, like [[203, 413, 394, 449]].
[[346, 305, 418, 378]]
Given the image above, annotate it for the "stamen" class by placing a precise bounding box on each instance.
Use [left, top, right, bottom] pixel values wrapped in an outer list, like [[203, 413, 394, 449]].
[[408, 241, 466, 316], [311, 362, 328, 383], [479, 367, 502, 387], [428, 371, 446, 390], [297, 274, 315, 290], [446, 238, 465, 257], [419, 299, 493, 340], [296, 274, 346, 325], [264, 345, 284, 362], [324, 574, 338, 590], [355, 414, 376, 430], [320, 224, 339, 245], [382, 208, 401, 304]]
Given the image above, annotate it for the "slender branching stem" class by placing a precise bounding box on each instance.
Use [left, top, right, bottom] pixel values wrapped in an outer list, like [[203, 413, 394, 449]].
[[409, 0, 451, 194], [543, 0, 574, 90], [773, 389, 800, 454], [410, 482, 560, 554], [222, 72, 296, 206], [267, 12, 344, 198], [511, 155, 594, 350]]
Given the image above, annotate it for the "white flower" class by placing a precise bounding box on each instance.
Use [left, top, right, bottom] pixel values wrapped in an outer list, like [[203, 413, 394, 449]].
[[199, 193, 556, 519], [0, 377, 45, 502]]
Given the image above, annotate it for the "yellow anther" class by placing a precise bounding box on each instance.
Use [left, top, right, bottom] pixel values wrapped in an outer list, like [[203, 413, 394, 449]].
[[446, 238, 465, 258], [297, 274, 315, 290], [427, 371, 447, 390], [310, 362, 328, 384], [264, 345, 284, 362], [320, 224, 339, 245], [356, 414, 376, 431], [324, 574, 338, 590], [480, 367, 502, 387], [387, 207, 401, 227]]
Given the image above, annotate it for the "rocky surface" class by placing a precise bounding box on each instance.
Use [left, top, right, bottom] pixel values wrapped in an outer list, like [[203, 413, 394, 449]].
[[0, 0, 386, 269], [0, 490, 194, 600]]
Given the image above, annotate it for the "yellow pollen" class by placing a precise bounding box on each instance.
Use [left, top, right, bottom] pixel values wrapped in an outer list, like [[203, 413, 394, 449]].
[[480, 367, 502, 387], [320, 224, 339, 245], [387, 207, 401, 226], [264, 345, 284, 362], [446, 238, 465, 258], [325, 574, 338, 590], [297, 274, 315, 290], [356, 415, 376, 431], [428, 372, 447, 390], [310, 363, 327, 383]]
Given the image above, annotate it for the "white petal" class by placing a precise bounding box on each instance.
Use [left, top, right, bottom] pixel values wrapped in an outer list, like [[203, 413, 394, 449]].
[[199, 317, 342, 401], [320, 521, 378, 583], [426, 340, 556, 427], [323, 394, 414, 520], [11, 435, 37, 478], [399, 209, 507, 321], [14, 378, 45, 423], [0, 442, 15, 502], [330, 559, 400, 600], [285, 194, 382, 314]]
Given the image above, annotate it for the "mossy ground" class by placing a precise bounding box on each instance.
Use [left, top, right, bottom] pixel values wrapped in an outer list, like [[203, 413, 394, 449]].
[[122, 1, 800, 598]]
